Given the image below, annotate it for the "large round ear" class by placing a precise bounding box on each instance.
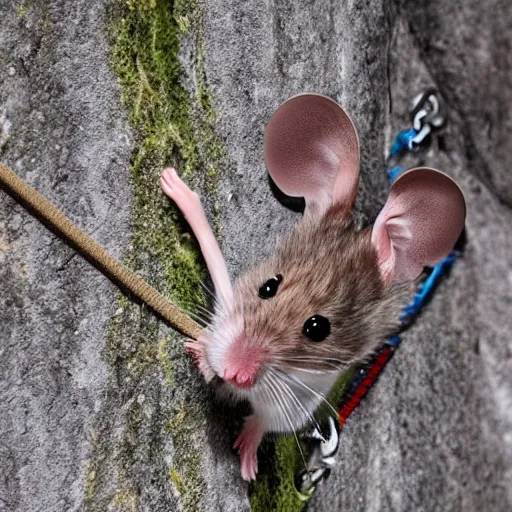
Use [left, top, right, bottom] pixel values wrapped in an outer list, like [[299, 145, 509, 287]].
[[264, 93, 360, 215], [371, 168, 466, 286]]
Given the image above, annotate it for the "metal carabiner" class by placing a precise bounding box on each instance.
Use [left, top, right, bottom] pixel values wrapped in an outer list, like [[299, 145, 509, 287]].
[[409, 88, 446, 150], [295, 416, 341, 495]]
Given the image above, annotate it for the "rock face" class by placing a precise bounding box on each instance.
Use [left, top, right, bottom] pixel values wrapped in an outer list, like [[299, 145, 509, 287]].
[[0, 1, 510, 511], [0, 2, 133, 511]]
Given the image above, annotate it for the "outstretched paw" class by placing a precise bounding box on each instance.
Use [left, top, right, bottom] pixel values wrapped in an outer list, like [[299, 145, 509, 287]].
[[233, 415, 264, 481], [160, 167, 233, 308], [160, 167, 200, 217], [184, 337, 215, 382]]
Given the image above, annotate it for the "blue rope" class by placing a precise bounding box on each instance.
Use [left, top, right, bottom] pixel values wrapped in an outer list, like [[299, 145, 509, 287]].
[[399, 253, 458, 321], [387, 166, 403, 183], [389, 128, 418, 157]]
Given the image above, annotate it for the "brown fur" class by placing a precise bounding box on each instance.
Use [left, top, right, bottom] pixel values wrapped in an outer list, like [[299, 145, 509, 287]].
[[233, 203, 413, 372]]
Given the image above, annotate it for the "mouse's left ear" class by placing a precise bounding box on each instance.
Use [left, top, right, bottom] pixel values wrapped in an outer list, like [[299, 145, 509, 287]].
[[371, 168, 466, 287], [264, 94, 360, 215]]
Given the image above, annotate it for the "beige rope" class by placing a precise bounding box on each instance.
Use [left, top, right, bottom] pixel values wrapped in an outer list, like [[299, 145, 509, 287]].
[[0, 162, 202, 340]]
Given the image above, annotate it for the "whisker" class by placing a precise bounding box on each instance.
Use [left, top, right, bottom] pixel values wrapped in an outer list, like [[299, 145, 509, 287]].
[[281, 366, 339, 375], [272, 357, 348, 372], [179, 307, 211, 325], [269, 367, 325, 441], [176, 306, 210, 327], [273, 354, 352, 362], [266, 372, 309, 475], [181, 298, 212, 312], [276, 355, 353, 365], [278, 361, 345, 371], [274, 368, 339, 418], [199, 280, 217, 302], [179, 300, 214, 320]]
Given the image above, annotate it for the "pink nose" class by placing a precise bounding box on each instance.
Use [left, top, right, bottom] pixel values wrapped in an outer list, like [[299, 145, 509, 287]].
[[222, 341, 263, 388]]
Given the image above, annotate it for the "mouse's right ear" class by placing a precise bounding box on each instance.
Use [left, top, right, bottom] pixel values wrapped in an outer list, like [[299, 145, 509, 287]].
[[371, 168, 466, 287], [264, 94, 360, 215]]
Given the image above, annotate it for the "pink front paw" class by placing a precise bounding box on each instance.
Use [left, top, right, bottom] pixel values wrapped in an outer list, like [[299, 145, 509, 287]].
[[233, 415, 264, 481], [160, 167, 200, 216], [184, 337, 215, 382]]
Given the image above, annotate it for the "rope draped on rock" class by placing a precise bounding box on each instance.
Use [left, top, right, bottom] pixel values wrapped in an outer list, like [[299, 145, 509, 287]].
[[0, 162, 203, 340]]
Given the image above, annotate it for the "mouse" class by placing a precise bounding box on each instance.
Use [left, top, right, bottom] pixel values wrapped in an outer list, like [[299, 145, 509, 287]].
[[159, 93, 466, 481]]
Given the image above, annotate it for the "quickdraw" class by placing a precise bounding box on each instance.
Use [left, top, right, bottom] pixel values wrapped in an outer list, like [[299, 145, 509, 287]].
[[296, 89, 463, 497]]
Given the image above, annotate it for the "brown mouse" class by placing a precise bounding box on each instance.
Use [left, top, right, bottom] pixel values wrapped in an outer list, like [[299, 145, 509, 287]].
[[160, 94, 466, 481]]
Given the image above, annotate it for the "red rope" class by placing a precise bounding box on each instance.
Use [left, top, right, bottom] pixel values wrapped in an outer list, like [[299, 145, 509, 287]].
[[338, 346, 394, 425]]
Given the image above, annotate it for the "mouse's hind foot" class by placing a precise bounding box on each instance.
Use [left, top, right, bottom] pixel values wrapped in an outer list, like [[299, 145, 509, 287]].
[[233, 414, 264, 481]]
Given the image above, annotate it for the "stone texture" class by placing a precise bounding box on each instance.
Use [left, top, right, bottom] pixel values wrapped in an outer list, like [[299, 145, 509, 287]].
[[1, 0, 511, 511], [0, 2, 133, 511]]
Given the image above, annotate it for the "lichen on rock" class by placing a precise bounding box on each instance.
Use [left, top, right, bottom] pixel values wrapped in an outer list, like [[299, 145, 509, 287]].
[[84, 0, 226, 509]]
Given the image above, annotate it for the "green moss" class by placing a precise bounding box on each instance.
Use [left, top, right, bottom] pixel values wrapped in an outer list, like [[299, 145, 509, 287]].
[[158, 338, 174, 385], [83, 460, 97, 504], [126, 339, 158, 378], [83, 0, 225, 509], [109, 0, 226, 304], [111, 0, 204, 306], [111, 488, 139, 511], [167, 405, 205, 512], [122, 399, 145, 450], [107, 0, 216, 502], [118, 294, 129, 308], [169, 467, 185, 494], [327, 367, 357, 406], [249, 436, 306, 512]]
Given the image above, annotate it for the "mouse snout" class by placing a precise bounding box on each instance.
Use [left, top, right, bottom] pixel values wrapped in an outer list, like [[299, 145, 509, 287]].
[[222, 338, 264, 389]]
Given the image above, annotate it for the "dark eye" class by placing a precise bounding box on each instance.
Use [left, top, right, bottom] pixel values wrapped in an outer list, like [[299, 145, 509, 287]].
[[258, 274, 283, 299], [303, 316, 331, 342]]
